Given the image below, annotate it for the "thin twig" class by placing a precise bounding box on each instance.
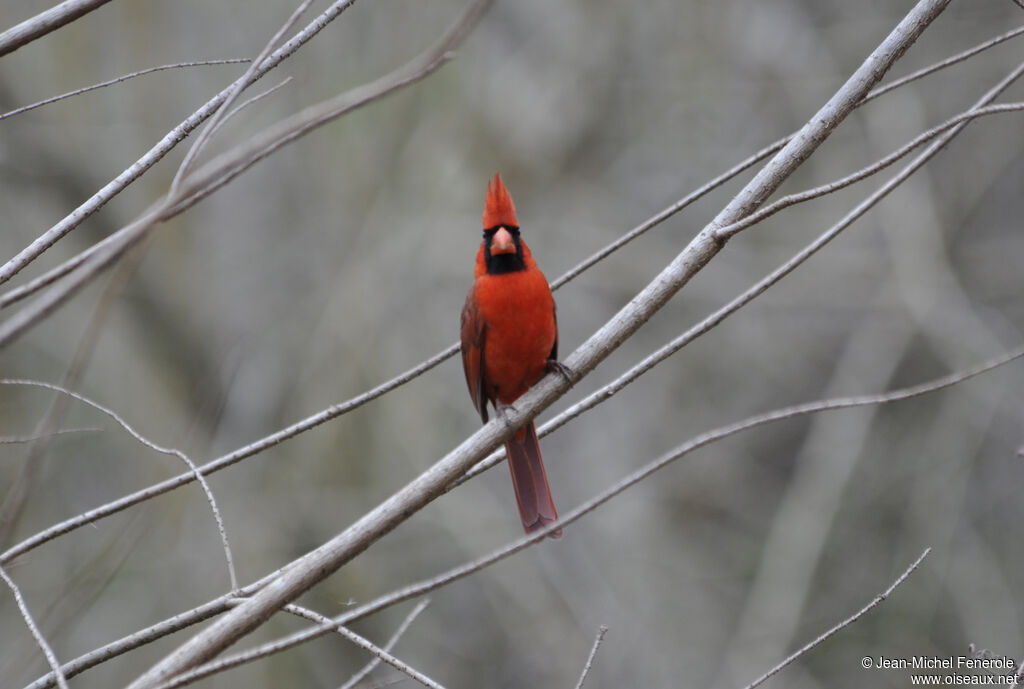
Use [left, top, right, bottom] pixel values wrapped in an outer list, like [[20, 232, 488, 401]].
[[574, 626, 609, 689], [741, 548, 932, 689], [160, 343, 1022, 678], [713, 102, 1024, 243], [0, 0, 113, 58], [0, 428, 99, 444], [220, 76, 294, 125], [339, 600, 432, 689], [0, 564, 70, 689], [170, 0, 314, 193], [864, 24, 1024, 102], [0, 60, 251, 121], [277, 602, 442, 689], [0, 380, 238, 591]]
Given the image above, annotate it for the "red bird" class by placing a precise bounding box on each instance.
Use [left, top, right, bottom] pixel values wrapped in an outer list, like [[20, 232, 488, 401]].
[[461, 173, 566, 538]]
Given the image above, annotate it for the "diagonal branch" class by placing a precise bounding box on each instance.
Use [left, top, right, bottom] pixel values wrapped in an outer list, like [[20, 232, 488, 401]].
[[0, 564, 70, 689], [169, 0, 314, 193], [0, 0, 113, 58], [574, 626, 609, 689], [741, 548, 931, 689], [0, 59, 252, 121]]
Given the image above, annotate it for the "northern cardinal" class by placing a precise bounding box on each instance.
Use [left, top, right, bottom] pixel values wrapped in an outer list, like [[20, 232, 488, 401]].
[[461, 173, 566, 538]]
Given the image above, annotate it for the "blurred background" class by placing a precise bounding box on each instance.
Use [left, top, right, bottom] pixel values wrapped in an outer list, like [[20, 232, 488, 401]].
[[1, 0, 1023, 687]]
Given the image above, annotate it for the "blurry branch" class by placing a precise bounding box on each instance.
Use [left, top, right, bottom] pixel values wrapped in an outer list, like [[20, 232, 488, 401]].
[[0, 60, 251, 121], [0, 0, 113, 58], [741, 548, 931, 689], [170, 0, 314, 192], [338, 600, 431, 689], [120, 5, 952, 686], [138, 342, 1024, 687], [574, 626, 609, 689], [0, 0, 491, 351], [0, 428, 99, 444], [0, 0, 363, 286], [0, 379, 238, 591], [0, 564, 70, 689], [0, 240, 148, 550]]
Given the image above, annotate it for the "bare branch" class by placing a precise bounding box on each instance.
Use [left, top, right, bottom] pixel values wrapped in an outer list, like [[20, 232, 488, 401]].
[[0, 0, 362, 286], [338, 600, 432, 689], [741, 548, 931, 689], [0, 380, 238, 590], [574, 626, 609, 689], [0, 0, 113, 58], [218, 76, 294, 125], [864, 24, 1024, 102], [0, 564, 70, 689], [0, 60, 251, 121], [169, 0, 315, 193], [151, 343, 1023, 679], [273, 603, 444, 689], [714, 101, 1024, 242]]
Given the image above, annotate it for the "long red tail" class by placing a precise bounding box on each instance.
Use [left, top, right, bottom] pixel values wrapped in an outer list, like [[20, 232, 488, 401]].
[[505, 421, 561, 538]]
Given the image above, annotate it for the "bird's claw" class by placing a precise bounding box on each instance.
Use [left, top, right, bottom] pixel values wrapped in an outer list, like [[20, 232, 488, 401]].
[[546, 359, 574, 386]]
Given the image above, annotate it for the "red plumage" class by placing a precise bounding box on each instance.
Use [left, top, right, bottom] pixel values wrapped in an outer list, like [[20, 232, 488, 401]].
[[461, 173, 562, 537]]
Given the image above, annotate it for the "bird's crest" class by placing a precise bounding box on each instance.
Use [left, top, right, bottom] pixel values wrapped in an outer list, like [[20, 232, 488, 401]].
[[482, 172, 518, 229]]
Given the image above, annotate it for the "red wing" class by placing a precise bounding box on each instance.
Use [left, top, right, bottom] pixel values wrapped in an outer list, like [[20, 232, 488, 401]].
[[460, 291, 489, 423]]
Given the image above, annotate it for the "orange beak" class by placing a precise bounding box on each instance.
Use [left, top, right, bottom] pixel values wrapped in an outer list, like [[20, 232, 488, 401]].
[[490, 227, 516, 255]]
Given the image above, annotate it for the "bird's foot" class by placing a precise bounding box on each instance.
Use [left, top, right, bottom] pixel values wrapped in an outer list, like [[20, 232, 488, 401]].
[[546, 359, 574, 386], [495, 400, 518, 428]]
